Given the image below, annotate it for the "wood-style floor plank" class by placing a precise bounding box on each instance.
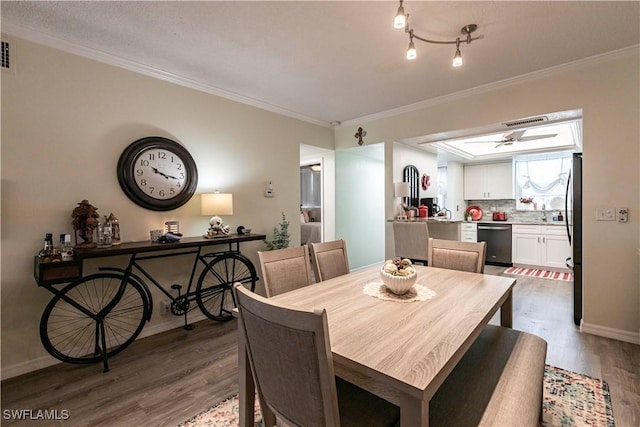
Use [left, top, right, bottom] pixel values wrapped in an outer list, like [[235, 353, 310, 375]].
[[2, 266, 639, 426]]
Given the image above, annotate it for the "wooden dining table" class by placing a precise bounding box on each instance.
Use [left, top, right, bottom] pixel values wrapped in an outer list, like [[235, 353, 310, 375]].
[[238, 264, 515, 427]]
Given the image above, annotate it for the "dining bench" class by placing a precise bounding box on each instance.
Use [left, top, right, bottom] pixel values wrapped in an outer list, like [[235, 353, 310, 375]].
[[430, 325, 547, 427]]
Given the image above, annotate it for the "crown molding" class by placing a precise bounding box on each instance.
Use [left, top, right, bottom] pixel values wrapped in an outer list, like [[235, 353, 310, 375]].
[[341, 45, 640, 128], [3, 20, 637, 131], [0, 20, 331, 129]]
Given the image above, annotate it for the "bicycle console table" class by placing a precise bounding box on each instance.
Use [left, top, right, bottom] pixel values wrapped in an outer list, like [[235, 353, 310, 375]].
[[34, 233, 265, 372]]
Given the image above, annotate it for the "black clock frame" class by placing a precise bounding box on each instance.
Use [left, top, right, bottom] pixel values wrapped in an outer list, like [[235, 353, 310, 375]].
[[117, 136, 198, 211]]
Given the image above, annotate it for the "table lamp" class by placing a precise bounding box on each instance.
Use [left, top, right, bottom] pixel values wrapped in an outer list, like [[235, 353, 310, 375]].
[[201, 192, 233, 238], [394, 182, 410, 219]]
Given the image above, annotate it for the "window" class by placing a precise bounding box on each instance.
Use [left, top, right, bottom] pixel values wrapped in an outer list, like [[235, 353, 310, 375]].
[[300, 165, 321, 207], [514, 152, 572, 211]]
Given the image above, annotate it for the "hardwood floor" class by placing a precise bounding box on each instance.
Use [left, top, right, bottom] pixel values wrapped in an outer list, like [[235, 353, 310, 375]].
[[2, 267, 639, 426]]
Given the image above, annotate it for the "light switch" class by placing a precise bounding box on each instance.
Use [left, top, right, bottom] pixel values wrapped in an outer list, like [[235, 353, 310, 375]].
[[617, 208, 629, 223], [596, 207, 615, 221]]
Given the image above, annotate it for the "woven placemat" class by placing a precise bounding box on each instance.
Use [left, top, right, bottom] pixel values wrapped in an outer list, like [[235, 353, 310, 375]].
[[363, 281, 436, 302]]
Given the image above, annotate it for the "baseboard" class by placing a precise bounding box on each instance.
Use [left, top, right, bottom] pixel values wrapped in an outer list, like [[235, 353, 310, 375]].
[[1, 312, 209, 381], [581, 322, 640, 345]]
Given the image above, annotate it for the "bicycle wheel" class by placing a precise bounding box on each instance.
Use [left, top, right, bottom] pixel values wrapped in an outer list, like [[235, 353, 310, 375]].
[[196, 253, 257, 321], [40, 272, 150, 364]]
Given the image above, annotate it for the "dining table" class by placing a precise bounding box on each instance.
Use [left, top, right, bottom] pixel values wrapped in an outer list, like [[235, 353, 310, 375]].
[[237, 264, 515, 427]]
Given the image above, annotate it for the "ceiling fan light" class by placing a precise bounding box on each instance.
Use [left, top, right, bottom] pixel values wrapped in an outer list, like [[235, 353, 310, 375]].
[[452, 47, 463, 67], [407, 39, 417, 60], [394, 2, 406, 29]]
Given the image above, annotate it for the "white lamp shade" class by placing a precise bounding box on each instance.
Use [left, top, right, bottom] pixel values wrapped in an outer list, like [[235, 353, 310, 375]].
[[201, 193, 233, 215], [394, 182, 410, 198]]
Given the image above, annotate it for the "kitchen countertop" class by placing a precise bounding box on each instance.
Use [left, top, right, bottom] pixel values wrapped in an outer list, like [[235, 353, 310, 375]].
[[389, 219, 570, 226], [469, 220, 569, 226], [388, 218, 461, 224]]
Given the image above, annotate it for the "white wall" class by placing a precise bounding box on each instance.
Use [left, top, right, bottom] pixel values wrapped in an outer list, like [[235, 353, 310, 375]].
[[0, 37, 333, 377], [336, 49, 640, 343], [335, 144, 385, 269], [446, 161, 465, 221], [393, 142, 439, 201]]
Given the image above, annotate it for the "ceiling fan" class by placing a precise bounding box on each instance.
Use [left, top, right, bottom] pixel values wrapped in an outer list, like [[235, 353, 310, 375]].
[[466, 129, 558, 148]]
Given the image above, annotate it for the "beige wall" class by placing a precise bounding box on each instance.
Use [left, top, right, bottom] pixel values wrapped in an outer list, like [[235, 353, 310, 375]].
[[1, 37, 333, 377], [337, 49, 640, 343]]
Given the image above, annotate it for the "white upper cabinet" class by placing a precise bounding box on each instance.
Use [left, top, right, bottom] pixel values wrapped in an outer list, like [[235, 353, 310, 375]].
[[464, 162, 514, 200]]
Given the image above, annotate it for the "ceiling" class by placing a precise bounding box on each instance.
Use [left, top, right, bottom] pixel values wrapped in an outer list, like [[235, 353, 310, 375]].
[[2, 1, 639, 129]]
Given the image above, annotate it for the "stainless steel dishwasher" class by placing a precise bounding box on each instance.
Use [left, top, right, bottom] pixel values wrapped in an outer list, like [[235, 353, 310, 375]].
[[477, 223, 512, 266]]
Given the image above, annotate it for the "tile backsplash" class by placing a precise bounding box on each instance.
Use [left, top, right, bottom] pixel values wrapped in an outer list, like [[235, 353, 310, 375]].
[[466, 199, 566, 222]]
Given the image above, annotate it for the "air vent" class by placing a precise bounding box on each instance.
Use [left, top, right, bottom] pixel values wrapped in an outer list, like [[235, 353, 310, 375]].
[[1, 41, 10, 69], [503, 116, 548, 127]]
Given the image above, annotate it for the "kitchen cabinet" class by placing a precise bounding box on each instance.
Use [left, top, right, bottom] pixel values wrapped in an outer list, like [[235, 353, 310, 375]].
[[512, 225, 571, 269], [460, 222, 477, 242], [463, 162, 514, 200]]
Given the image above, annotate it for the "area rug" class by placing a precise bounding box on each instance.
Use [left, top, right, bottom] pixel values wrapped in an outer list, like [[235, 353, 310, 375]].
[[542, 365, 615, 427], [178, 365, 614, 427], [505, 266, 573, 281]]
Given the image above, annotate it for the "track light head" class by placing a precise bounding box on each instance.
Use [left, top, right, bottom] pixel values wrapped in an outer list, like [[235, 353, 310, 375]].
[[453, 39, 462, 67], [394, 1, 406, 29], [407, 39, 417, 60]]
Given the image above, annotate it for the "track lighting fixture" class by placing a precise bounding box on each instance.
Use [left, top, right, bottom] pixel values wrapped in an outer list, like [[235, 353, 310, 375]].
[[393, 1, 483, 67]]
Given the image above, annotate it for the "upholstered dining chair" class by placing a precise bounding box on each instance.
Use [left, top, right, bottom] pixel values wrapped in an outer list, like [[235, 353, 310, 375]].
[[392, 221, 429, 264], [233, 284, 400, 427], [427, 238, 487, 273], [310, 239, 350, 282], [258, 245, 313, 297]]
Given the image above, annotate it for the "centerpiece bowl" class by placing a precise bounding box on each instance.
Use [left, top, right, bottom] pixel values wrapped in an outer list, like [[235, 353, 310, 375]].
[[380, 258, 417, 295]]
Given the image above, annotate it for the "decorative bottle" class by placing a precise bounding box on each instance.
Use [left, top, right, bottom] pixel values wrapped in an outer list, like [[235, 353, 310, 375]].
[[108, 213, 121, 246], [38, 233, 54, 261], [61, 234, 74, 261]]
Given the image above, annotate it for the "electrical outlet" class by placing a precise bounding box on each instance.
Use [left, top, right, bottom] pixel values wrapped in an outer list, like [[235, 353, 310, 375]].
[[617, 207, 629, 223], [596, 207, 615, 221], [161, 300, 171, 315]]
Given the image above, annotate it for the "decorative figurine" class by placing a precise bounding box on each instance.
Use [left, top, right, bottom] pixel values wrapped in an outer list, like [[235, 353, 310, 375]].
[[207, 216, 231, 237], [71, 200, 100, 248], [107, 213, 121, 245]]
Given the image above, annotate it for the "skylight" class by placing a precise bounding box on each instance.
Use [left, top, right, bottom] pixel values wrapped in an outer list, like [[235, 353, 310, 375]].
[[430, 121, 581, 161]]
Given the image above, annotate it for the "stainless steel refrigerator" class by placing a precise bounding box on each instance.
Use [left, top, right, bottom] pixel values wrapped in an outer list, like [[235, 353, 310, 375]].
[[565, 153, 582, 326]]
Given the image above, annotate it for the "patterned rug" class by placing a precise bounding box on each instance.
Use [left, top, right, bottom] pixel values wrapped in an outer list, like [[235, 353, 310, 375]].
[[178, 365, 614, 427], [542, 365, 615, 427], [505, 266, 573, 281]]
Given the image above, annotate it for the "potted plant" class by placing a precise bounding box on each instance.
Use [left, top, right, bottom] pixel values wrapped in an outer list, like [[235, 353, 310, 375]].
[[264, 212, 290, 250]]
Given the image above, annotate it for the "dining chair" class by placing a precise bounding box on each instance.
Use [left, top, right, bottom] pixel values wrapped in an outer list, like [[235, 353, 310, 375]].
[[427, 238, 487, 273], [392, 221, 429, 264], [258, 245, 313, 297], [233, 284, 400, 427], [309, 239, 350, 282]]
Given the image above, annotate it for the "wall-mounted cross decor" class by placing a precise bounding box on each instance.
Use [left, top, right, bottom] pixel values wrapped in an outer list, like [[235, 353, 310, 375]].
[[354, 127, 366, 145]]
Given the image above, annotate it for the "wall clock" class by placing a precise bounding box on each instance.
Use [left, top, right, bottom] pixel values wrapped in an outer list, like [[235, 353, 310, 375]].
[[117, 136, 198, 211]]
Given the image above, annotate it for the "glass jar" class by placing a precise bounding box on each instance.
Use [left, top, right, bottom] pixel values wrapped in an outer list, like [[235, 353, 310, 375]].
[[97, 220, 113, 248]]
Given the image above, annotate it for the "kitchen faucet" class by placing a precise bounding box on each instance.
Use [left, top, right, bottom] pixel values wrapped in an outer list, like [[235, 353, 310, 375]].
[[541, 204, 547, 222]]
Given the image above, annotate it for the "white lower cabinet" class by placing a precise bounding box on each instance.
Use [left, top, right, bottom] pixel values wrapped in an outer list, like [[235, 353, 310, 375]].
[[460, 222, 477, 242], [512, 225, 571, 269]]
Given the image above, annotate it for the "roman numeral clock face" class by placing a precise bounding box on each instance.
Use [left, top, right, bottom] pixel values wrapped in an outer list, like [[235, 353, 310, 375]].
[[117, 137, 198, 211]]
